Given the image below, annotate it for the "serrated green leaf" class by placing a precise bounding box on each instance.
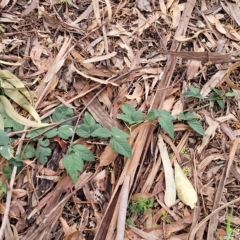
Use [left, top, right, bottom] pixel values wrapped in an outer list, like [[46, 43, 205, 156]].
[[90, 123, 101, 134], [145, 109, 162, 121], [63, 153, 84, 183], [178, 112, 187, 121], [27, 127, 49, 138], [159, 110, 174, 120], [22, 145, 36, 159], [83, 112, 96, 126], [52, 106, 74, 122], [121, 103, 135, 115], [117, 114, 134, 124], [184, 112, 199, 120], [76, 124, 91, 138], [110, 137, 132, 158], [91, 127, 111, 138], [44, 128, 58, 138], [110, 127, 130, 139], [0, 145, 14, 160], [187, 120, 205, 136], [217, 99, 225, 109], [72, 144, 95, 161], [158, 117, 174, 138], [2, 113, 24, 131], [58, 125, 74, 140], [0, 129, 9, 145], [131, 110, 143, 123], [36, 146, 51, 164], [38, 139, 50, 147]]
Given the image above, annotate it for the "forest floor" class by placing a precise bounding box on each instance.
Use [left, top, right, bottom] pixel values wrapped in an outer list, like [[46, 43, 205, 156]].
[[0, 0, 240, 239]]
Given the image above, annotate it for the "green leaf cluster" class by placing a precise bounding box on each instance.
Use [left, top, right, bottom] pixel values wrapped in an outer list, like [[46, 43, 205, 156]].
[[76, 112, 132, 158], [117, 103, 143, 125], [63, 144, 94, 183], [146, 109, 175, 138], [178, 112, 205, 136]]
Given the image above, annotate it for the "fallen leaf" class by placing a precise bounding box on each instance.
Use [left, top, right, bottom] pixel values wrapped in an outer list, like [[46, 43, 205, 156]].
[[174, 160, 197, 209], [158, 134, 176, 207]]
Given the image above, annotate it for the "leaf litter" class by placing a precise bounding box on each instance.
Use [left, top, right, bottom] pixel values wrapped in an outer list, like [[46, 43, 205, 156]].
[[1, 0, 240, 239]]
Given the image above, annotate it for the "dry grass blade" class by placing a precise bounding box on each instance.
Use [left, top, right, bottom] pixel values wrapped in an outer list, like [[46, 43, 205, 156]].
[[158, 134, 176, 207]]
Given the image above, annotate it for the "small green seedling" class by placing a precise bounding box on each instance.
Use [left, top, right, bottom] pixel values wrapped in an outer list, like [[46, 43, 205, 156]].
[[126, 197, 154, 226], [161, 211, 172, 224]]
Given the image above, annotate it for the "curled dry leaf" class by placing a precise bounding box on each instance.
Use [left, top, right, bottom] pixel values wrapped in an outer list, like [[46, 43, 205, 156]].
[[174, 160, 197, 209], [158, 135, 176, 207], [0, 96, 48, 128]]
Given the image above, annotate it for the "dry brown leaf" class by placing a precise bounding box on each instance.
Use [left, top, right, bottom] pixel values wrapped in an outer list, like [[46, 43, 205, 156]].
[[83, 52, 117, 63], [200, 70, 227, 97], [171, 100, 183, 119], [92, 0, 101, 25]]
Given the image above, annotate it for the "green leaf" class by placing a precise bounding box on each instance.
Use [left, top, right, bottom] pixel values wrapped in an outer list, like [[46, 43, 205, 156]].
[[27, 127, 49, 138], [121, 103, 135, 115], [145, 109, 162, 121], [36, 146, 51, 164], [76, 124, 91, 138], [38, 139, 50, 147], [183, 86, 203, 99], [52, 106, 74, 122], [2, 113, 24, 131], [91, 127, 111, 138], [0, 129, 9, 145], [118, 110, 143, 125], [22, 145, 36, 159], [0, 145, 14, 160], [158, 117, 174, 138], [217, 99, 225, 109], [58, 125, 74, 140], [71, 144, 95, 161], [159, 110, 174, 120], [44, 128, 58, 138], [2, 166, 12, 180], [187, 120, 205, 136], [184, 112, 199, 120], [225, 92, 235, 97], [83, 112, 96, 126], [90, 123, 101, 134], [110, 127, 130, 139], [117, 114, 133, 124], [212, 88, 222, 96], [178, 112, 187, 121], [110, 137, 132, 158], [63, 153, 84, 184]]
